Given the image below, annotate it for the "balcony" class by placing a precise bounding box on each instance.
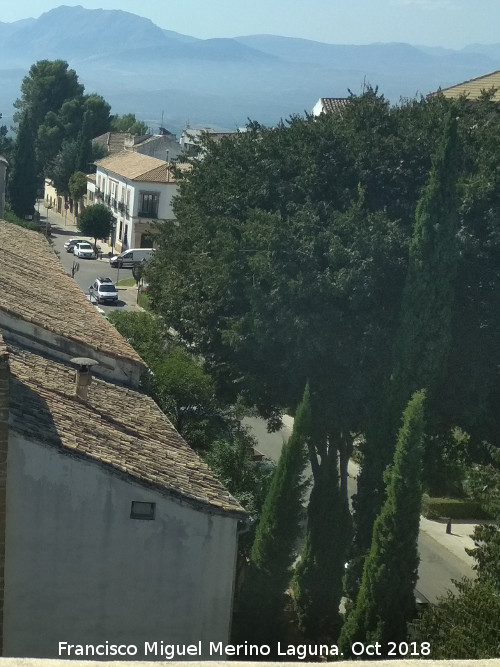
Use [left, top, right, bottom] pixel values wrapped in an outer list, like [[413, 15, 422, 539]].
[[137, 210, 158, 219]]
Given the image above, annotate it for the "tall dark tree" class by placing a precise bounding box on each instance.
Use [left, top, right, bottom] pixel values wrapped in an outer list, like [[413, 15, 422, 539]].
[[0, 113, 12, 159], [14, 60, 84, 129], [7, 111, 38, 219], [235, 384, 311, 645], [74, 110, 93, 175], [339, 390, 426, 653], [292, 424, 350, 640], [147, 111, 405, 642], [352, 112, 461, 592]]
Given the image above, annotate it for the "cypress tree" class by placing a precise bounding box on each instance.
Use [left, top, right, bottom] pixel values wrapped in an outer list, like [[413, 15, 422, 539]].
[[291, 450, 349, 641], [391, 111, 459, 408], [8, 110, 38, 219], [75, 109, 93, 175], [234, 384, 311, 645], [351, 112, 460, 595], [339, 390, 426, 653]]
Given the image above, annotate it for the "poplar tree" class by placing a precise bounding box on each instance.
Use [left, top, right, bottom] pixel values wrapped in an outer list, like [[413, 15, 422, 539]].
[[339, 390, 426, 652], [234, 384, 311, 645]]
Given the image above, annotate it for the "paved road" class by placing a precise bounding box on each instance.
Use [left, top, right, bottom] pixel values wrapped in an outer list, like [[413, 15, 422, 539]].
[[46, 208, 140, 312], [417, 529, 475, 602]]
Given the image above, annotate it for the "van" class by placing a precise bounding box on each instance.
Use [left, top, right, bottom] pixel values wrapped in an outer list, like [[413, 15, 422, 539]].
[[109, 248, 154, 268]]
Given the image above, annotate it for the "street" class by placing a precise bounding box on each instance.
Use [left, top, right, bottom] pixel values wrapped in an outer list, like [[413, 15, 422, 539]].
[[45, 206, 140, 312]]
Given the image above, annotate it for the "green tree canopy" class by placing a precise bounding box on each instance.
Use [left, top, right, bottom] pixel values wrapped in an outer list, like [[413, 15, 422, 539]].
[[76, 203, 114, 247], [14, 60, 84, 129], [110, 113, 148, 135], [68, 171, 88, 202]]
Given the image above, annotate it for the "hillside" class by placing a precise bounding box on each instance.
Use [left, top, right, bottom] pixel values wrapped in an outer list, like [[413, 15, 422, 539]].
[[0, 5, 499, 133]]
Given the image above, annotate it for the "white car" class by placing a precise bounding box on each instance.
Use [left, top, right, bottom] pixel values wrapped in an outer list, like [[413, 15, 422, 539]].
[[73, 242, 96, 259], [64, 238, 84, 253], [89, 277, 118, 304]]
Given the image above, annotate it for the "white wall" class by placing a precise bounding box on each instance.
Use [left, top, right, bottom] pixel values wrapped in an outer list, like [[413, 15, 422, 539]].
[[4, 433, 238, 659]]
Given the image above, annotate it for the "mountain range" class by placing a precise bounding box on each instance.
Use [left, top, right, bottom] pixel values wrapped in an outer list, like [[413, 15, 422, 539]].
[[1, 5, 500, 135]]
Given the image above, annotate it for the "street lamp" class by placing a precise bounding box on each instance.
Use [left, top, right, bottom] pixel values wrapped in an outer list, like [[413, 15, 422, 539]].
[[44, 202, 52, 237]]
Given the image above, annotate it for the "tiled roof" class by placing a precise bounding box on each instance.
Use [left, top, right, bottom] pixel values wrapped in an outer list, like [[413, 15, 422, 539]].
[[320, 98, 351, 114], [95, 151, 181, 183], [435, 70, 500, 101], [0, 221, 144, 366], [93, 132, 132, 154], [8, 345, 245, 516]]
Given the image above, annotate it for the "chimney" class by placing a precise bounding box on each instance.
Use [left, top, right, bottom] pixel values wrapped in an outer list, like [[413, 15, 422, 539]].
[[70, 357, 98, 401]]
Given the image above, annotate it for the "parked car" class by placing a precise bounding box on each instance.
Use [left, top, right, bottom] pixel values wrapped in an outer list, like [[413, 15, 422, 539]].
[[89, 277, 118, 304], [64, 238, 83, 252], [109, 248, 154, 268], [73, 242, 96, 259]]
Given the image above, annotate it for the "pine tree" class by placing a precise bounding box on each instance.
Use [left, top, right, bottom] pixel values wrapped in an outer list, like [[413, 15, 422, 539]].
[[339, 390, 426, 653], [234, 384, 311, 645], [7, 111, 38, 219]]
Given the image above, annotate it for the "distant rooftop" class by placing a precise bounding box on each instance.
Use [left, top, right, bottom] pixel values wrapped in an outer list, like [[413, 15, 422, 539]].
[[312, 97, 351, 116], [95, 150, 188, 183], [435, 69, 500, 101]]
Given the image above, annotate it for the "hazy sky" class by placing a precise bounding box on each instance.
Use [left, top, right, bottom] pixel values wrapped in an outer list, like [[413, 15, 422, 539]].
[[1, 0, 496, 48]]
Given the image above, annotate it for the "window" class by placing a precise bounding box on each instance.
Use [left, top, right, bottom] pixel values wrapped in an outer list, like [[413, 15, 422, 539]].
[[130, 501, 156, 520], [138, 192, 159, 218]]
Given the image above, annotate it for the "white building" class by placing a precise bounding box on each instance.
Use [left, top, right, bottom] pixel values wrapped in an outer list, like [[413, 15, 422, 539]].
[[0, 220, 245, 658], [92, 151, 189, 252], [311, 97, 350, 117]]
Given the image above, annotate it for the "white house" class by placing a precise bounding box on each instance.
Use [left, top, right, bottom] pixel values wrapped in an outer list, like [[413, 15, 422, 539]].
[[311, 97, 350, 117], [92, 151, 189, 252], [0, 220, 246, 658]]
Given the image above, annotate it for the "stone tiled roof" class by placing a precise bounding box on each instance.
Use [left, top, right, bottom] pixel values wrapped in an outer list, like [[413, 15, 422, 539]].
[[0, 221, 144, 366], [93, 132, 134, 154], [320, 98, 351, 114], [95, 151, 181, 183], [8, 345, 245, 516], [436, 70, 500, 101]]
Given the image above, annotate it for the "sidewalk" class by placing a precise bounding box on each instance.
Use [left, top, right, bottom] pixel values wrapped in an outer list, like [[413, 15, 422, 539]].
[[347, 458, 479, 568]]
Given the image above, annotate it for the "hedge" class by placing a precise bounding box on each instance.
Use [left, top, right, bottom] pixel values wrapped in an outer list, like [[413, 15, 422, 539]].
[[421, 496, 492, 521]]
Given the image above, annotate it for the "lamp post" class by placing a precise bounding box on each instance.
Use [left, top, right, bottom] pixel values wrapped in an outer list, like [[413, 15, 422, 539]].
[[44, 203, 52, 237]]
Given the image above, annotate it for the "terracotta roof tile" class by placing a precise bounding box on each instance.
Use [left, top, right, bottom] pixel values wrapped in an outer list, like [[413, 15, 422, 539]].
[[0, 221, 144, 366], [8, 345, 245, 517], [95, 151, 183, 182]]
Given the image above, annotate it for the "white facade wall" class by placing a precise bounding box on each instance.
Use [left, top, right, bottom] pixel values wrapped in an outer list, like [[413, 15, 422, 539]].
[[4, 433, 238, 659], [94, 168, 178, 250]]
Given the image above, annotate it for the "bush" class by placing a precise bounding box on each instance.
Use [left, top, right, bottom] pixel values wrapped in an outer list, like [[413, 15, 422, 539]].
[[421, 496, 491, 520], [3, 204, 42, 232]]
